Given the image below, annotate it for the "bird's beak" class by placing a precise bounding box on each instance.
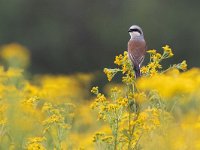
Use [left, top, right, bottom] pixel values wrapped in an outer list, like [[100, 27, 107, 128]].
[[128, 29, 131, 32]]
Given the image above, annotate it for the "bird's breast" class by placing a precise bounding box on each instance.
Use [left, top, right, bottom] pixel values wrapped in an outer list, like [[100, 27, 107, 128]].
[[128, 38, 146, 66], [128, 38, 146, 54]]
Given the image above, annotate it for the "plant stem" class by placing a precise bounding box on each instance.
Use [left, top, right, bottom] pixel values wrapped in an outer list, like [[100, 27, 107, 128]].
[[113, 118, 118, 150], [128, 111, 131, 150]]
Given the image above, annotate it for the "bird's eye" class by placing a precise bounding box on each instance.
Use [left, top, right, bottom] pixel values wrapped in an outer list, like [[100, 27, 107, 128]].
[[129, 29, 142, 34]]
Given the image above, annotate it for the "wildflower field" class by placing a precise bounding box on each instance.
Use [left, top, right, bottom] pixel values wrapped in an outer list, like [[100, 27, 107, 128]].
[[0, 43, 200, 150]]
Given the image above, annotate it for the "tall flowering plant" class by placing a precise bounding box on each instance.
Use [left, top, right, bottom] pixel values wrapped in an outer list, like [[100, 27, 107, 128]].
[[90, 45, 187, 150]]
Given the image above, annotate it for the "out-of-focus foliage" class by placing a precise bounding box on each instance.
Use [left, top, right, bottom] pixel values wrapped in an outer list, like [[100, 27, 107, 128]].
[[0, 1, 199, 73], [0, 43, 200, 150], [0, 43, 30, 69], [0, 43, 96, 149]]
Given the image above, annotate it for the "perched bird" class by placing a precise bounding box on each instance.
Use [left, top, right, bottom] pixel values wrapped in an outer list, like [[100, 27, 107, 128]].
[[128, 25, 147, 78]]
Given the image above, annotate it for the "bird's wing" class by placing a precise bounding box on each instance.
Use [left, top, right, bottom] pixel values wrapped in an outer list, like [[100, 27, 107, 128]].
[[128, 39, 146, 67]]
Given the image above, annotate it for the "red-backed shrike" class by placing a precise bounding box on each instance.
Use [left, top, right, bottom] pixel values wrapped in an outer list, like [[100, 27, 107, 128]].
[[128, 25, 147, 78]]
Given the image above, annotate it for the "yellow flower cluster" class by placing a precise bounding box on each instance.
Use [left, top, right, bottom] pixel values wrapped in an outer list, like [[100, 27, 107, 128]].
[[35, 74, 92, 104], [139, 108, 160, 130], [43, 112, 64, 126], [141, 50, 162, 76], [91, 56, 163, 149], [175, 60, 187, 71], [104, 68, 120, 81], [42, 103, 75, 130], [114, 51, 128, 65], [42, 102, 75, 149], [90, 45, 193, 149], [91, 86, 130, 120], [1, 43, 200, 150], [104, 51, 136, 84], [22, 96, 39, 108], [138, 68, 200, 98], [117, 97, 128, 106], [26, 137, 46, 150], [122, 71, 135, 84], [0, 44, 96, 149], [0, 43, 30, 68], [90, 86, 99, 95], [93, 132, 113, 146], [162, 45, 174, 58], [141, 45, 187, 77], [0, 105, 7, 126]]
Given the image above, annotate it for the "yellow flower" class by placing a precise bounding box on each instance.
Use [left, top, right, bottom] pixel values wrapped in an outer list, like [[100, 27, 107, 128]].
[[100, 105, 107, 112], [42, 113, 64, 126], [96, 93, 106, 102], [152, 53, 162, 61], [114, 54, 123, 66], [162, 45, 174, 58], [27, 137, 46, 143], [93, 132, 105, 142], [0, 43, 30, 68], [107, 104, 119, 111], [138, 112, 148, 121], [156, 63, 161, 69], [122, 72, 135, 84], [137, 69, 200, 98], [101, 136, 113, 143], [180, 60, 187, 71], [147, 49, 157, 54], [22, 96, 39, 108], [150, 68, 158, 76], [104, 68, 114, 81], [90, 101, 98, 109], [156, 53, 162, 59], [111, 87, 120, 93], [98, 113, 106, 120], [140, 66, 148, 74], [147, 62, 156, 68], [42, 102, 53, 112], [26, 137, 46, 150], [0, 104, 7, 125], [123, 51, 129, 61], [91, 86, 99, 95], [27, 143, 46, 150], [162, 45, 170, 52], [6, 67, 23, 78], [130, 120, 136, 126], [117, 97, 128, 106], [122, 64, 128, 74]]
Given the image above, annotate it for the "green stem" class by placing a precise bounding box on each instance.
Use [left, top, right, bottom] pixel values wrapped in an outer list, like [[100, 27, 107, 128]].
[[113, 118, 118, 150], [128, 111, 131, 150]]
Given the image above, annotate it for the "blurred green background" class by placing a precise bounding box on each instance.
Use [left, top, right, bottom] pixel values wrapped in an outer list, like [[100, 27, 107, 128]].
[[0, 0, 199, 74]]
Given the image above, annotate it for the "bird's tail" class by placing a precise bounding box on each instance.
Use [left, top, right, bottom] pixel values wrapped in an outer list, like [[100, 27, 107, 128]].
[[134, 66, 141, 78]]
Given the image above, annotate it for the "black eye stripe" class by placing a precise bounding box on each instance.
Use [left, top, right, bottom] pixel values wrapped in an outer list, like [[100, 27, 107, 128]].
[[130, 29, 142, 34]]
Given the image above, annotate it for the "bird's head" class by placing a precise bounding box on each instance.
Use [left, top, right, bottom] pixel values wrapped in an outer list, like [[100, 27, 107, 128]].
[[128, 25, 143, 39]]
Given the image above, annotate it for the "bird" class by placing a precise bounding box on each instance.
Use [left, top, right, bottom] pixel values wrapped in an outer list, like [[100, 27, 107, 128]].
[[128, 25, 147, 78]]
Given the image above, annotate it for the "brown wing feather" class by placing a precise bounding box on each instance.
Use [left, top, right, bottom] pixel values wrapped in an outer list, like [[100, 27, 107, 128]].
[[128, 39, 146, 67]]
